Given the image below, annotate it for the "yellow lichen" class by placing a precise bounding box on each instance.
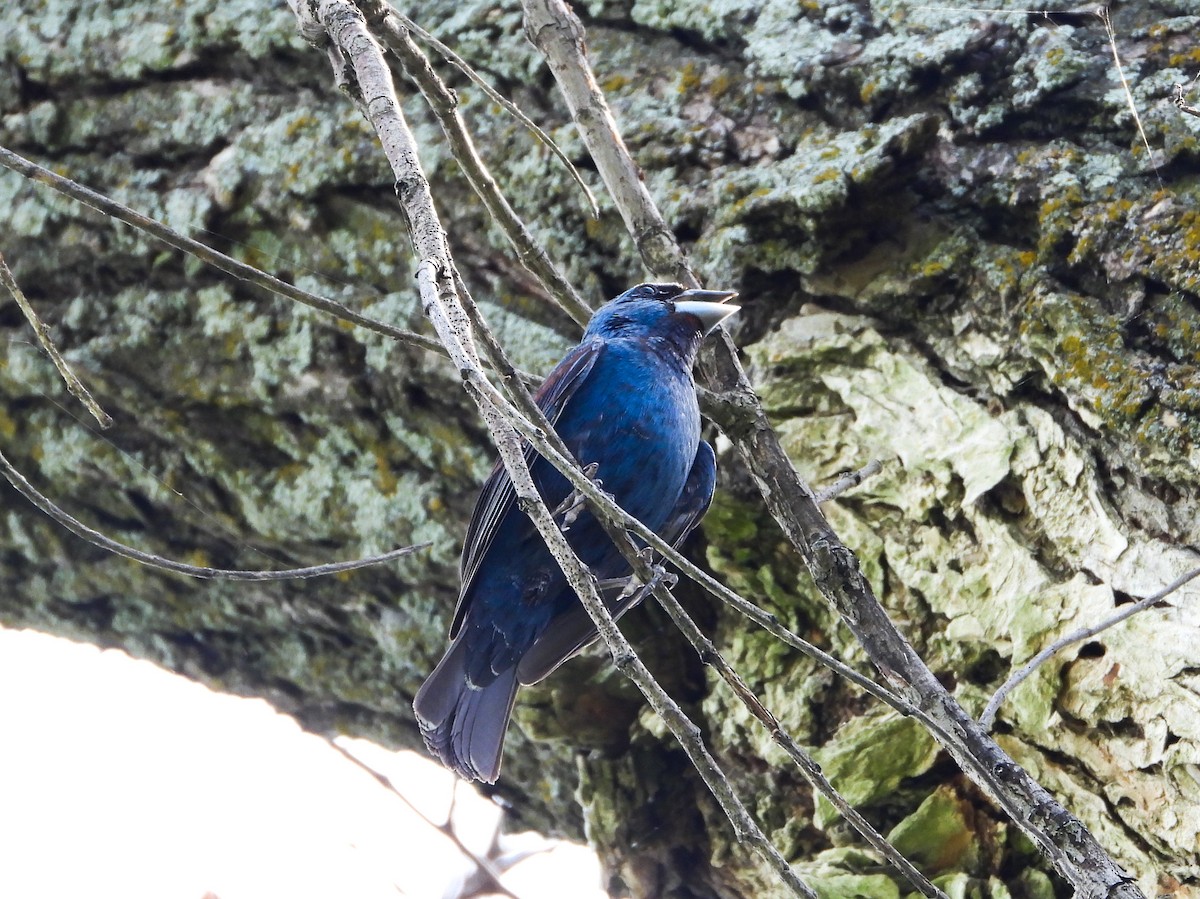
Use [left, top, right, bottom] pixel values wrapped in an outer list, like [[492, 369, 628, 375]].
[[374, 449, 398, 496], [285, 114, 317, 138], [677, 62, 702, 94]]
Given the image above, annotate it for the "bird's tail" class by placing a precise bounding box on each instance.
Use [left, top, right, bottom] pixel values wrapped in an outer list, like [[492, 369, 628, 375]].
[[412, 636, 519, 784]]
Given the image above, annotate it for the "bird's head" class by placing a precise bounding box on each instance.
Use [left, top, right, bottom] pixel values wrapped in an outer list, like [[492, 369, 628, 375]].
[[584, 283, 739, 358]]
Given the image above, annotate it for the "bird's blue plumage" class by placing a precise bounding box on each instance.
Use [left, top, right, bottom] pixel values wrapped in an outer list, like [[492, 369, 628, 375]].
[[413, 282, 737, 782]]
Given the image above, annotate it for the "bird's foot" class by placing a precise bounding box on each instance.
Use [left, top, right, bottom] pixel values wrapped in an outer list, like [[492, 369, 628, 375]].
[[645, 564, 679, 593], [617, 561, 677, 603], [553, 462, 601, 531], [597, 575, 633, 593]]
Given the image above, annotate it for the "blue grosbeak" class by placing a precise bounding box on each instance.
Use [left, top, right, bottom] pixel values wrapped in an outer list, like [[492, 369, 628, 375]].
[[414, 282, 738, 782]]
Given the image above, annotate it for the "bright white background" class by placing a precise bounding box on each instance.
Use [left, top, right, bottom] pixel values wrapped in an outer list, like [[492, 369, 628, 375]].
[[0, 627, 607, 899]]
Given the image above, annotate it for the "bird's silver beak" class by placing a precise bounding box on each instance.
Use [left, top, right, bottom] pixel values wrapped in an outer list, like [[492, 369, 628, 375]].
[[674, 288, 740, 335]]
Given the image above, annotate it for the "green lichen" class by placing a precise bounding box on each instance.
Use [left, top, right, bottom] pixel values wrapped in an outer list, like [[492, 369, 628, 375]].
[[887, 786, 978, 874], [691, 114, 937, 277], [812, 709, 938, 829], [5, 0, 302, 84]]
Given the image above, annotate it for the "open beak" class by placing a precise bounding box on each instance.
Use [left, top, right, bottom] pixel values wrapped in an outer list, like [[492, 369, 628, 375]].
[[674, 288, 740, 335]]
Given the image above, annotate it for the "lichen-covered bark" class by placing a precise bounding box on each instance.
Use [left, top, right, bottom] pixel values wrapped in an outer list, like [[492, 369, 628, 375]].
[[2, 1, 1198, 896]]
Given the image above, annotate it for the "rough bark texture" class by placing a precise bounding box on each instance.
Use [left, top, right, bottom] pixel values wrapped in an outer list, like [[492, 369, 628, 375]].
[[2, 1, 1198, 897]]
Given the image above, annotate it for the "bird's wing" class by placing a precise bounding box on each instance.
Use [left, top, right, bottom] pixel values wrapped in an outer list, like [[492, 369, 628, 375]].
[[516, 440, 717, 684], [449, 338, 605, 638], [651, 439, 717, 554]]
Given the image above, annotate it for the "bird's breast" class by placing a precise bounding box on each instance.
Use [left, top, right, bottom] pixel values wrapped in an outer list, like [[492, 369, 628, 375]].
[[554, 341, 700, 530]]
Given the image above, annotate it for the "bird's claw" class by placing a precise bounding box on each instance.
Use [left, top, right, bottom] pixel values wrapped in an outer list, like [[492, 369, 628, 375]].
[[553, 462, 602, 531], [618, 561, 676, 602], [644, 563, 677, 593]]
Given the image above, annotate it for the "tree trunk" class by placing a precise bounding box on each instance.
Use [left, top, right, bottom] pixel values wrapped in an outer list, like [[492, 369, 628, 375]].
[[2, 1, 1197, 896]]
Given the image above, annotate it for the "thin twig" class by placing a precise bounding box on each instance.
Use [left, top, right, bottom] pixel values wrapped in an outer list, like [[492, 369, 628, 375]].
[[911, 4, 1109, 15], [914, 6, 1163, 177], [0, 144, 442, 356], [299, 4, 817, 894], [389, 8, 599, 218], [327, 739, 524, 899], [813, 460, 883, 504], [980, 564, 1200, 729], [1097, 6, 1160, 185], [521, 0, 692, 283], [362, 1, 593, 327], [0, 249, 113, 428], [652, 583, 947, 899], [0, 446, 428, 580], [520, 2, 1144, 895], [1174, 78, 1200, 118]]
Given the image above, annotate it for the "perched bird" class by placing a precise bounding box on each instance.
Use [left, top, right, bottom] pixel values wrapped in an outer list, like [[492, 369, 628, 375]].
[[413, 282, 738, 783]]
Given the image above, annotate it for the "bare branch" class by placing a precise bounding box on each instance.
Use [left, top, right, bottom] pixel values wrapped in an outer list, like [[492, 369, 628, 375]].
[[520, 2, 1144, 895], [0, 145, 442, 356], [521, 0, 693, 283], [1097, 6, 1159, 183], [0, 249, 113, 428], [389, 8, 599, 218], [362, 1, 593, 327], [327, 739, 524, 899], [813, 460, 883, 504], [980, 564, 1200, 729], [652, 583, 947, 899], [1174, 79, 1200, 118], [0, 446, 428, 580]]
